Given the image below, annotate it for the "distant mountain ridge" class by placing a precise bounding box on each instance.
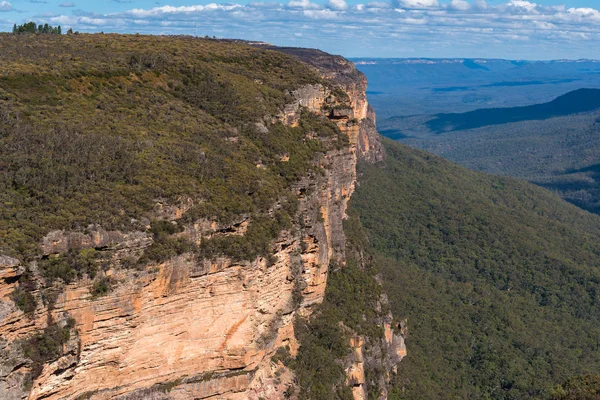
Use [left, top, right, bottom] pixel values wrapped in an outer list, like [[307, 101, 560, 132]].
[[381, 89, 600, 215], [353, 58, 600, 65], [355, 57, 600, 117], [426, 88, 600, 133]]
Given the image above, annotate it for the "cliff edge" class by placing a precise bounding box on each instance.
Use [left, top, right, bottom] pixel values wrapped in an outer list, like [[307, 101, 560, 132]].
[[0, 35, 400, 400]]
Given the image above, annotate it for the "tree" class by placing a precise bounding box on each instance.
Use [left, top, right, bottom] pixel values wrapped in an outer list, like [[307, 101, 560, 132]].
[[11, 21, 63, 35]]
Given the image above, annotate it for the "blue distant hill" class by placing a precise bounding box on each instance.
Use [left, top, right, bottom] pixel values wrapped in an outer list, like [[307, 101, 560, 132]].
[[427, 88, 600, 133], [354, 58, 600, 117]]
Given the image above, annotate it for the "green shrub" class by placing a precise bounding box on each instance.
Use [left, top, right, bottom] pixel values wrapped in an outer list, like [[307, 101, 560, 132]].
[[292, 311, 352, 400], [196, 197, 298, 262], [11, 287, 36, 315], [140, 236, 194, 264], [21, 317, 76, 380], [272, 346, 291, 365], [39, 249, 98, 284], [90, 276, 113, 298], [10, 267, 37, 314], [138, 220, 193, 264], [150, 220, 184, 237], [549, 375, 600, 400]]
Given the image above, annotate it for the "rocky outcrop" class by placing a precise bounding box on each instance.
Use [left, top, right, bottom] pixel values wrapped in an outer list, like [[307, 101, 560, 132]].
[[0, 46, 397, 400], [41, 226, 152, 258], [266, 46, 385, 163], [342, 308, 407, 400], [0, 143, 356, 400]]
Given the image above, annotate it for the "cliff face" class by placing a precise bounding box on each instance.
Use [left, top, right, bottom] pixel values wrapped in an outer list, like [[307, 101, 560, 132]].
[[0, 45, 399, 400], [344, 310, 407, 400], [269, 46, 385, 164]]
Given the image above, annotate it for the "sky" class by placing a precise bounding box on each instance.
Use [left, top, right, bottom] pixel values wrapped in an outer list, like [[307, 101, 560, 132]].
[[2, 0, 600, 59]]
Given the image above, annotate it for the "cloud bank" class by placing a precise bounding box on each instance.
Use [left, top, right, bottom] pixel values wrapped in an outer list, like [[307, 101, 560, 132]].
[[16, 0, 600, 58], [0, 1, 13, 12]]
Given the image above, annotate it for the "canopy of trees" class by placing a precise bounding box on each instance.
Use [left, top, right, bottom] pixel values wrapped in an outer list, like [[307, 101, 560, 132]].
[[350, 139, 600, 399], [0, 34, 346, 268], [12, 22, 62, 35]]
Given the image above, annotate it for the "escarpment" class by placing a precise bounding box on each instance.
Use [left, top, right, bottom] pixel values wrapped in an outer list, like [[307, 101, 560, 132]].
[[0, 36, 401, 400], [264, 46, 385, 164]]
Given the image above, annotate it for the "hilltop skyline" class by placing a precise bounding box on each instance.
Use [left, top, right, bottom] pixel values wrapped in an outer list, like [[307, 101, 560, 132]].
[[3, 0, 600, 59]]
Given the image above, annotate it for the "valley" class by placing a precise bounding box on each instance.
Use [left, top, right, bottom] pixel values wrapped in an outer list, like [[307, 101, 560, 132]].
[[357, 60, 600, 216], [351, 139, 600, 399]]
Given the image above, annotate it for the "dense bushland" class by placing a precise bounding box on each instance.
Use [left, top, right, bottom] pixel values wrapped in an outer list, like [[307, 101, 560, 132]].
[[351, 139, 600, 399], [425, 89, 600, 133], [385, 92, 600, 215], [0, 34, 347, 262]]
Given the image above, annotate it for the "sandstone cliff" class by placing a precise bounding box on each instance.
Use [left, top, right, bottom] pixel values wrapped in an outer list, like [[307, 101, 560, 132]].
[[266, 46, 385, 164], [0, 44, 401, 400]]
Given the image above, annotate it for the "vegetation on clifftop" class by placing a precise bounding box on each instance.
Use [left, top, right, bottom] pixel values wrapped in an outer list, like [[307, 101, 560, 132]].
[[550, 375, 600, 400], [0, 34, 347, 262], [12, 21, 62, 35]]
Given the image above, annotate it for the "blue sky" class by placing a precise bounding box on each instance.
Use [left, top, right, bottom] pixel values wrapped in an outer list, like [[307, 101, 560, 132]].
[[2, 0, 600, 59]]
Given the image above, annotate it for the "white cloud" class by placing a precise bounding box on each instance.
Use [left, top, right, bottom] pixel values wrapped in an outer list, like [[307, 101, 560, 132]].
[[23, 0, 600, 59], [126, 4, 242, 18], [288, 0, 320, 9], [367, 2, 391, 9], [328, 0, 348, 11], [0, 1, 12, 11], [473, 0, 488, 10], [567, 7, 600, 20], [505, 0, 539, 14], [448, 0, 469, 11], [394, 0, 438, 8], [533, 21, 556, 30], [304, 8, 339, 18]]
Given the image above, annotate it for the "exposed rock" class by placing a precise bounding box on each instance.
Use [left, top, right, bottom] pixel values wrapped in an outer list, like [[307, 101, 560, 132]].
[[283, 84, 329, 125], [330, 107, 354, 120], [0, 139, 359, 400], [0, 256, 21, 300], [41, 226, 152, 256], [265, 46, 385, 163], [0, 256, 19, 269], [0, 256, 32, 400], [346, 336, 367, 400], [360, 105, 385, 163], [342, 312, 407, 400], [154, 197, 195, 221]]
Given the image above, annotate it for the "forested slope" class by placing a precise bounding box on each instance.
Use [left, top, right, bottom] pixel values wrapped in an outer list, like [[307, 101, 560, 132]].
[[426, 88, 600, 133], [0, 34, 342, 261], [350, 139, 600, 399]]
